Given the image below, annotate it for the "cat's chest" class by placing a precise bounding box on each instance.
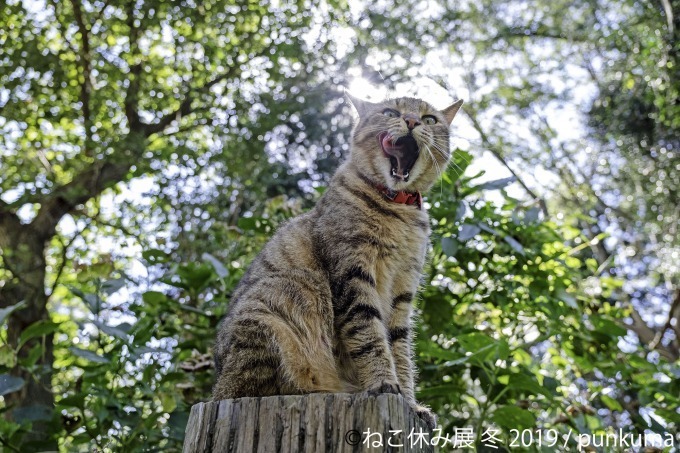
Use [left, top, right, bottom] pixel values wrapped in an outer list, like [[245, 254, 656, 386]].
[[372, 218, 429, 299]]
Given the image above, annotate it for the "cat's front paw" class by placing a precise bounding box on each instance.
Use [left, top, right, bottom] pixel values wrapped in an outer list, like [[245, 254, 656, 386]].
[[414, 405, 437, 430], [365, 380, 402, 396]]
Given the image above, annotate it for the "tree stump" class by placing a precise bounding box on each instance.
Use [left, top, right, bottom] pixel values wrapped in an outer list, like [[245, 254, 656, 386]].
[[183, 393, 434, 452]]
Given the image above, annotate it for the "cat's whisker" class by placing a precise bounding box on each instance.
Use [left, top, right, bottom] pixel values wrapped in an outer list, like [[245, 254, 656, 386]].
[[428, 141, 466, 178], [428, 139, 472, 164], [424, 144, 445, 199], [429, 143, 470, 174], [428, 142, 451, 161]]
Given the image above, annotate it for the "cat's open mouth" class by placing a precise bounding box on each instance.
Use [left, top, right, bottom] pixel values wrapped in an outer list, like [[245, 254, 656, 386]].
[[378, 132, 420, 182]]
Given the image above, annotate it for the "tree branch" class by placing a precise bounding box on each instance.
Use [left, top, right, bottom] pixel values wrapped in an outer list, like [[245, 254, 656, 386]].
[[0, 201, 21, 249], [48, 220, 89, 297], [533, 114, 635, 222], [650, 288, 680, 350], [26, 32, 266, 240], [659, 0, 674, 33], [124, 2, 142, 131], [30, 158, 134, 239], [628, 305, 679, 361], [142, 71, 234, 137], [29, 68, 237, 239], [91, 0, 113, 24], [69, 0, 93, 156], [490, 26, 588, 43], [464, 109, 549, 216]]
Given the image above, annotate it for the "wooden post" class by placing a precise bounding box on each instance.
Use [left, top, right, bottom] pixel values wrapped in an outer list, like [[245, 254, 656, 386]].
[[183, 393, 434, 452]]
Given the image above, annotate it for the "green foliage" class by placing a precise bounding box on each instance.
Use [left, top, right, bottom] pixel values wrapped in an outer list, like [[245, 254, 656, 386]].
[[3, 166, 676, 449], [417, 160, 679, 447], [0, 194, 297, 449]]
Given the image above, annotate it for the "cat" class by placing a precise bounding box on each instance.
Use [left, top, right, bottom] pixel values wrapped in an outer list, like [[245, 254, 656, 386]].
[[212, 93, 464, 429]]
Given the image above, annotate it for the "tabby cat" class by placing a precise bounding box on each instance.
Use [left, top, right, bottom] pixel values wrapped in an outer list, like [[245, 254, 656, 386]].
[[213, 93, 464, 429]]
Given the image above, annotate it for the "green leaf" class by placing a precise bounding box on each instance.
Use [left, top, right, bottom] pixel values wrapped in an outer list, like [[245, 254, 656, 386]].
[[68, 286, 87, 300], [524, 207, 540, 223], [458, 332, 496, 351], [454, 201, 467, 221], [600, 394, 623, 412], [13, 404, 53, 422], [142, 291, 167, 305], [0, 344, 15, 367], [69, 347, 109, 364], [0, 374, 25, 396], [237, 217, 270, 232], [93, 320, 130, 341], [417, 383, 466, 398], [447, 336, 501, 365], [591, 317, 627, 337], [142, 249, 169, 264], [202, 253, 229, 278], [497, 339, 510, 360], [101, 278, 126, 295], [18, 320, 60, 349], [476, 176, 516, 191], [512, 349, 533, 367], [504, 236, 525, 255], [57, 394, 86, 408], [458, 224, 481, 241], [167, 411, 190, 439], [441, 237, 459, 257], [492, 405, 536, 429], [161, 394, 177, 412], [69, 287, 100, 313], [557, 289, 578, 309], [477, 222, 501, 236], [177, 263, 214, 291], [508, 374, 553, 398], [542, 377, 559, 393], [449, 151, 473, 180], [18, 343, 43, 368], [0, 301, 26, 326]]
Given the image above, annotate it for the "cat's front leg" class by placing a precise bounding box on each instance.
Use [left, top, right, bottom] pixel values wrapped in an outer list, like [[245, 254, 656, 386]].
[[333, 265, 400, 394], [389, 291, 437, 429], [388, 291, 416, 402]]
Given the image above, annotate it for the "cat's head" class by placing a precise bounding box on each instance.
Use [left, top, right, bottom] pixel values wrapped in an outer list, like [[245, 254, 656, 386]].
[[346, 94, 463, 192]]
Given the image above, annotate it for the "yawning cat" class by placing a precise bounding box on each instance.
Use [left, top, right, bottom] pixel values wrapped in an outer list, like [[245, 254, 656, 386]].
[[213, 93, 464, 429]]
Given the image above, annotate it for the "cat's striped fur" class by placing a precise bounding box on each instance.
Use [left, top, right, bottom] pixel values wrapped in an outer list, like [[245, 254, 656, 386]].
[[213, 94, 463, 428]]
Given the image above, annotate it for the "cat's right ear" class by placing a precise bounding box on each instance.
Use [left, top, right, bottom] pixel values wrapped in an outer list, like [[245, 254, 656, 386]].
[[344, 91, 375, 118], [441, 99, 464, 125]]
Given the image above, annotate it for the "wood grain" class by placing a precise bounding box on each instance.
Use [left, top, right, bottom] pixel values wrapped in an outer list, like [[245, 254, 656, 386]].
[[183, 393, 434, 452]]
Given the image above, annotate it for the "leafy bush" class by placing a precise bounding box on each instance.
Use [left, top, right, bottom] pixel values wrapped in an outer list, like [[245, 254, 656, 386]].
[[1, 154, 676, 451]]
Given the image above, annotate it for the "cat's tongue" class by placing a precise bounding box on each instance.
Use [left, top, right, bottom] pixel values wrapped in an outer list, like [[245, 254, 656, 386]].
[[379, 133, 419, 181], [381, 134, 403, 156]]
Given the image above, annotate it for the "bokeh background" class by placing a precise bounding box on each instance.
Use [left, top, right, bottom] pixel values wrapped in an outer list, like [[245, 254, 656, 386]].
[[0, 0, 678, 450]]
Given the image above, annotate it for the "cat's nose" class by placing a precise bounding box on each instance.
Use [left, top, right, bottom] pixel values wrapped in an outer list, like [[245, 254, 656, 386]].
[[402, 114, 421, 130]]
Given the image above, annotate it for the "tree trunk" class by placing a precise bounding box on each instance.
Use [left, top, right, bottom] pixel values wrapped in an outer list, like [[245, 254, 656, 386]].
[[183, 393, 434, 453], [0, 224, 56, 449]]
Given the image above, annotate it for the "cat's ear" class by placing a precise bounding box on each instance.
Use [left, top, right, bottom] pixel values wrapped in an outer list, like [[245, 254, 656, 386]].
[[441, 99, 464, 125], [345, 91, 375, 117]]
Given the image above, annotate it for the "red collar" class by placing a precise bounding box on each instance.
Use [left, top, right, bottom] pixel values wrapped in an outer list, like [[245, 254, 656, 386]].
[[358, 173, 422, 209], [357, 173, 423, 209], [374, 183, 423, 209]]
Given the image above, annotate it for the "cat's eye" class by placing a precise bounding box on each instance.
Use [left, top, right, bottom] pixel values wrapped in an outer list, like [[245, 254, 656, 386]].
[[382, 109, 400, 118], [422, 115, 437, 125]]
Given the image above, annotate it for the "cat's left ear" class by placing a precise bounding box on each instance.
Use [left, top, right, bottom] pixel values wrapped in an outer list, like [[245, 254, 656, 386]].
[[441, 99, 464, 125], [345, 91, 376, 118]]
